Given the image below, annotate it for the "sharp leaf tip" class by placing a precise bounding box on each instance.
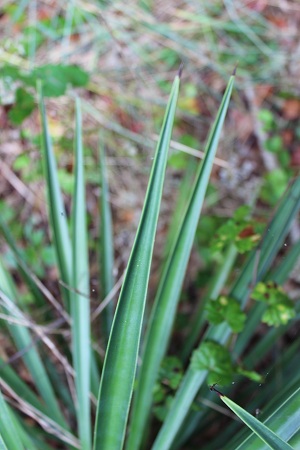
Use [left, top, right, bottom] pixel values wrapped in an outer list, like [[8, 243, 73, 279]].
[[178, 62, 184, 78]]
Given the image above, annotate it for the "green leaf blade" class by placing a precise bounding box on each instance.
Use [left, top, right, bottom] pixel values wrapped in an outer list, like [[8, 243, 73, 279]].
[[71, 98, 91, 449], [236, 388, 300, 449], [221, 395, 293, 450], [38, 82, 72, 307], [93, 74, 180, 450], [99, 140, 115, 341], [0, 389, 23, 450], [0, 259, 66, 427], [127, 74, 235, 450]]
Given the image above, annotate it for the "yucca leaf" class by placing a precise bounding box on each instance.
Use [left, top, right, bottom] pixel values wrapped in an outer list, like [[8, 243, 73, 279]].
[[127, 73, 235, 450], [38, 81, 72, 307], [0, 389, 22, 450], [288, 432, 300, 449], [99, 140, 115, 341], [152, 177, 300, 450], [236, 388, 300, 449], [0, 356, 50, 415], [93, 71, 181, 450], [221, 394, 294, 450], [162, 159, 196, 261], [71, 97, 91, 449], [5, 407, 39, 450], [0, 434, 8, 450], [0, 259, 66, 427]]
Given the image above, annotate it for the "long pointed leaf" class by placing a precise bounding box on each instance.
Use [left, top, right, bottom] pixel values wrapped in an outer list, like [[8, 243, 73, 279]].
[[127, 73, 235, 450], [220, 394, 293, 450], [0, 259, 66, 427], [236, 387, 300, 449], [0, 356, 50, 415], [38, 81, 72, 306], [71, 98, 91, 449], [99, 140, 115, 341], [93, 71, 181, 450], [0, 389, 22, 450]]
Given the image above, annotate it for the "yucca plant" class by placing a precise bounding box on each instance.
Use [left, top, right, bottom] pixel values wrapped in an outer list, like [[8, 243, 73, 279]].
[[0, 67, 299, 450]]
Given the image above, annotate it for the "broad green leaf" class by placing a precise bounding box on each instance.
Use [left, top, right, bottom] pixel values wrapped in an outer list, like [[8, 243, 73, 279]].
[[153, 357, 183, 422], [260, 169, 289, 206], [93, 71, 180, 450], [33, 64, 89, 96], [0, 64, 22, 81], [258, 109, 274, 131], [158, 357, 183, 390], [1, 63, 89, 98], [8, 87, 35, 124], [262, 305, 295, 327], [252, 282, 295, 326], [191, 341, 234, 385], [127, 73, 235, 450], [265, 136, 283, 153], [211, 206, 261, 254], [59, 65, 89, 87], [71, 98, 91, 449], [220, 395, 293, 450], [152, 177, 300, 450], [205, 295, 246, 332], [233, 205, 252, 221]]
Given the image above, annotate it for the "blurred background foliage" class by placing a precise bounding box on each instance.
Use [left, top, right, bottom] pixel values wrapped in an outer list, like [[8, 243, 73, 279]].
[[1, 0, 300, 277]]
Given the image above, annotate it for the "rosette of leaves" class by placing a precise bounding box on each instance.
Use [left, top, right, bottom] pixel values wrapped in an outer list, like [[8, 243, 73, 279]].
[[251, 281, 295, 326], [205, 295, 246, 332], [211, 205, 261, 254]]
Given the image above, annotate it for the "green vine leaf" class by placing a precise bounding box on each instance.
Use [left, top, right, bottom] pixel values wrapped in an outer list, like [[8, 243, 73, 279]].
[[191, 341, 235, 385], [8, 87, 35, 125], [211, 205, 261, 254], [236, 368, 263, 383], [153, 357, 183, 422], [251, 281, 295, 326], [205, 295, 246, 333], [158, 356, 183, 390]]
